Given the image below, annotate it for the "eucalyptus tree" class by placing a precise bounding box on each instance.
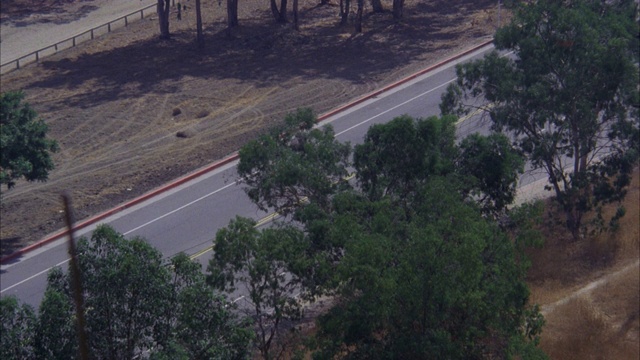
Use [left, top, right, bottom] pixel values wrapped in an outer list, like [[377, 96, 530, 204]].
[[1, 91, 58, 191], [442, 0, 640, 238]]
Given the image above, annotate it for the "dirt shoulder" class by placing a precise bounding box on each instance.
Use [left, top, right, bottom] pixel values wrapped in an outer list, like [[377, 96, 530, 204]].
[[0, 0, 499, 254]]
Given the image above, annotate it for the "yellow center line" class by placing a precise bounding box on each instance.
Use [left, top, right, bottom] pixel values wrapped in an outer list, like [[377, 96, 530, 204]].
[[189, 173, 357, 261]]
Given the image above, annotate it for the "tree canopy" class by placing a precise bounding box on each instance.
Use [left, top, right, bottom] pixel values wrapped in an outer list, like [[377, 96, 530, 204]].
[[442, 0, 640, 238], [0, 225, 252, 360], [233, 108, 543, 359], [0, 91, 58, 191]]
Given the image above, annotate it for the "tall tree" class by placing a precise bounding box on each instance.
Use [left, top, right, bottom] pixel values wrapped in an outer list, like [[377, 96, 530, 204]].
[[237, 108, 351, 218], [33, 268, 77, 359], [353, 115, 457, 203], [442, 0, 639, 239], [457, 133, 524, 217], [207, 217, 311, 360], [9, 225, 252, 359], [157, 0, 171, 39], [312, 179, 546, 359], [0, 91, 58, 191], [0, 296, 36, 359]]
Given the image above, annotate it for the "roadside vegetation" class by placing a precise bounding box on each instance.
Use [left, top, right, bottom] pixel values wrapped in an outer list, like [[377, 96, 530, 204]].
[[1, 0, 638, 359]]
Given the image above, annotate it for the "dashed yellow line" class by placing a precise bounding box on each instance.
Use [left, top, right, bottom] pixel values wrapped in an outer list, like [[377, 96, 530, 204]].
[[455, 103, 494, 124], [189, 173, 357, 261]]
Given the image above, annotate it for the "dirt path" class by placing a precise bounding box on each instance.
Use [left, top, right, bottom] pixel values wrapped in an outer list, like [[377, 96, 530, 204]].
[[540, 260, 640, 316]]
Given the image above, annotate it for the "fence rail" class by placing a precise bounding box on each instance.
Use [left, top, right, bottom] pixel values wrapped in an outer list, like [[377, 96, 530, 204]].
[[0, 3, 157, 75]]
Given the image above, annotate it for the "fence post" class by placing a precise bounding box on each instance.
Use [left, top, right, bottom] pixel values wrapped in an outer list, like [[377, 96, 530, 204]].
[[73, 37, 76, 47], [108, 23, 111, 32], [125, 16, 128, 26], [91, 29, 94, 39]]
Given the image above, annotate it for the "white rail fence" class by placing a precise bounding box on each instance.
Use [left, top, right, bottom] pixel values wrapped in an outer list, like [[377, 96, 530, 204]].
[[1, 4, 157, 75]]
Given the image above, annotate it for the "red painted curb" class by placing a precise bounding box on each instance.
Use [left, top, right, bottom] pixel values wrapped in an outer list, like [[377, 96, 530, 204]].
[[1, 39, 493, 264]]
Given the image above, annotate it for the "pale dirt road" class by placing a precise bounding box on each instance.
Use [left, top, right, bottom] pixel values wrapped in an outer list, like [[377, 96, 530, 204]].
[[0, 0, 154, 64]]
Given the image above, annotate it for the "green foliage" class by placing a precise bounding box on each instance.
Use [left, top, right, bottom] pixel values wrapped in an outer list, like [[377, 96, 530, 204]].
[[0, 91, 58, 190], [237, 108, 351, 217], [34, 268, 77, 359], [233, 107, 545, 358], [444, 0, 640, 238], [1, 225, 251, 360], [207, 216, 311, 360], [457, 133, 524, 216], [312, 179, 542, 359], [0, 296, 36, 359], [353, 114, 457, 202]]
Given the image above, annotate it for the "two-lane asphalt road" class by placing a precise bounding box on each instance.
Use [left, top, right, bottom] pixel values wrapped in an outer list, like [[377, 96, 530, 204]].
[[2, 43, 532, 308]]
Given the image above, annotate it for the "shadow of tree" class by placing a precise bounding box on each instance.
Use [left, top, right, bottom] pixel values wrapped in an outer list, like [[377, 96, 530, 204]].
[[1, 0, 100, 26], [30, 0, 490, 111]]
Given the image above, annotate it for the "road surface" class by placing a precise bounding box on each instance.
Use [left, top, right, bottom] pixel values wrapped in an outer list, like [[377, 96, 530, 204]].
[[1, 43, 551, 308]]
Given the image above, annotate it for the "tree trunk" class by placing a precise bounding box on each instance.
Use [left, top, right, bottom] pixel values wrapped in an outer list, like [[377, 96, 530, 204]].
[[340, 0, 350, 26], [270, 0, 288, 23], [227, 0, 238, 36], [279, 0, 288, 22], [392, 0, 404, 20], [371, 0, 383, 13], [195, 0, 204, 49], [157, 0, 171, 39], [293, 0, 299, 30], [355, 0, 363, 32]]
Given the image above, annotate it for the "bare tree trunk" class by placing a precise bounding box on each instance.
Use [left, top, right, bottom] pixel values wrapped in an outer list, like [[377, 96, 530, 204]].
[[392, 0, 404, 20], [270, 0, 288, 23], [293, 0, 299, 30], [355, 0, 363, 32], [279, 0, 288, 22], [227, 0, 239, 36], [195, 0, 204, 49], [157, 0, 171, 39], [340, 0, 350, 25], [370, 0, 383, 13]]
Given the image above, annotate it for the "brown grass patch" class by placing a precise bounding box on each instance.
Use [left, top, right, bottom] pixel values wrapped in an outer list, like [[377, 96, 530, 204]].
[[528, 166, 640, 359]]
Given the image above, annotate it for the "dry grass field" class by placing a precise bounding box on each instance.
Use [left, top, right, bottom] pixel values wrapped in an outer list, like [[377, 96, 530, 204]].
[[527, 168, 640, 359]]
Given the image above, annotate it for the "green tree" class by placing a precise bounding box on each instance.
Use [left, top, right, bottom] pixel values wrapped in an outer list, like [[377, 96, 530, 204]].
[[34, 268, 77, 359], [353, 114, 457, 202], [1, 91, 58, 190], [0, 296, 36, 359], [152, 253, 253, 360], [312, 179, 546, 359], [457, 132, 524, 217], [442, 0, 640, 238], [16, 225, 252, 360], [237, 108, 351, 218], [207, 217, 311, 360]]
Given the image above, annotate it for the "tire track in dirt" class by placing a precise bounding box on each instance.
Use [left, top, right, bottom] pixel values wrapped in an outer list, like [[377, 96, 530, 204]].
[[540, 260, 640, 316]]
